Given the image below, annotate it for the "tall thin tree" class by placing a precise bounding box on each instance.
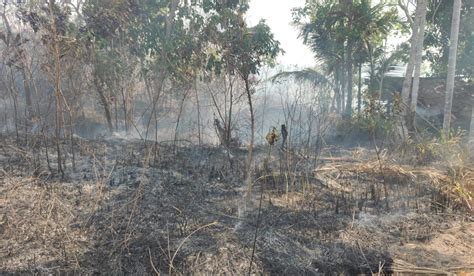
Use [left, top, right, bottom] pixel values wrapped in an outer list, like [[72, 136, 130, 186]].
[[399, 0, 424, 139], [469, 96, 474, 159], [409, 0, 427, 128], [443, 0, 462, 137]]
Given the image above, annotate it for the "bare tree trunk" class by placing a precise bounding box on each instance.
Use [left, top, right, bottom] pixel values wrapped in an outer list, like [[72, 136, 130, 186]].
[[469, 98, 474, 159], [244, 77, 255, 210], [173, 89, 190, 153], [345, 4, 354, 118], [335, 68, 342, 113], [368, 42, 375, 94], [378, 42, 389, 102], [341, 66, 346, 113], [399, 0, 424, 140], [410, 0, 427, 128], [21, 68, 33, 120], [194, 79, 202, 146], [345, 42, 353, 118], [121, 86, 129, 133], [50, 0, 64, 177], [9, 85, 19, 144], [443, 0, 462, 137], [44, 128, 53, 173], [226, 75, 234, 146], [93, 74, 114, 132], [260, 69, 269, 139], [114, 94, 118, 131], [357, 63, 362, 114], [69, 112, 76, 171], [144, 76, 164, 142], [330, 91, 336, 112]]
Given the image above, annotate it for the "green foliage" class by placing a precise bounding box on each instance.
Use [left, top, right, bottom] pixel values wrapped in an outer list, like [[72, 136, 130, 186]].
[[293, 0, 398, 72], [350, 1, 399, 61], [295, 1, 343, 70], [205, 16, 282, 80], [332, 92, 399, 142], [240, 21, 281, 75], [353, 92, 399, 137], [83, 0, 204, 83], [82, 0, 280, 85], [292, 0, 400, 117], [425, 0, 474, 78]]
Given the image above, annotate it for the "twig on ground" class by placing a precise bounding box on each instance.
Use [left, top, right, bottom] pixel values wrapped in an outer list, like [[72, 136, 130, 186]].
[[148, 247, 160, 276], [169, 221, 218, 275]]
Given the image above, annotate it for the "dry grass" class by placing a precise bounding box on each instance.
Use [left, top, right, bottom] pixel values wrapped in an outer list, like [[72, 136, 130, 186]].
[[315, 156, 473, 212], [390, 259, 474, 274], [0, 175, 95, 273]]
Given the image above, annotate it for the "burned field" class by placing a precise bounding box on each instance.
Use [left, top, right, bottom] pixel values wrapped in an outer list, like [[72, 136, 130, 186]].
[[1, 0, 474, 274], [1, 135, 472, 274]]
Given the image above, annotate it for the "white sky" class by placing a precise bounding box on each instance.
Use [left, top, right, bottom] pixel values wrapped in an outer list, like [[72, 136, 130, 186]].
[[247, 0, 316, 68]]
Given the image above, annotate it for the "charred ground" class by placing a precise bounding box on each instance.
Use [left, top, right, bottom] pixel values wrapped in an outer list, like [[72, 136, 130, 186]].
[[1, 134, 473, 274]]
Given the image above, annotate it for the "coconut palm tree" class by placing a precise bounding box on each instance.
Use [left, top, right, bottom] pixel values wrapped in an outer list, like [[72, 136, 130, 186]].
[[293, 0, 398, 117], [297, 1, 345, 113]]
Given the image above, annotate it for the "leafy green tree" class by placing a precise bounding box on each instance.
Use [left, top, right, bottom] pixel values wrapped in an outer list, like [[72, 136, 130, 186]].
[[203, 1, 281, 205], [349, 1, 398, 100], [425, 0, 472, 139], [82, 0, 211, 134], [230, 20, 281, 202]]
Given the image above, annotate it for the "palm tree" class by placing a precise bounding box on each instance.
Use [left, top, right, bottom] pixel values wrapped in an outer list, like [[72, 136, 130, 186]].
[[443, 0, 462, 137], [298, 1, 345, 113], [371, 46, 406, 97], [295, 0, 397, 116]]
